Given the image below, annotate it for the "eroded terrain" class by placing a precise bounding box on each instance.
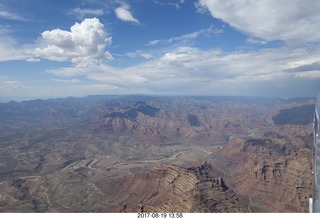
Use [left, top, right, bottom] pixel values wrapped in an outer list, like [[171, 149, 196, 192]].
[[0, 95, 315, 212]]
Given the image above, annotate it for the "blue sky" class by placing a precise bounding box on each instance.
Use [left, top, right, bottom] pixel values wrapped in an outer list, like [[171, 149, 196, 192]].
[[1, 0, 320, 101]]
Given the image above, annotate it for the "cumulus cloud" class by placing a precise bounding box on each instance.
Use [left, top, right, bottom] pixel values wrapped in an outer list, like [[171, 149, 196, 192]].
[[115, 4, 139, 23], [30, 18, 112, 66], [197, 0, 320, 44]]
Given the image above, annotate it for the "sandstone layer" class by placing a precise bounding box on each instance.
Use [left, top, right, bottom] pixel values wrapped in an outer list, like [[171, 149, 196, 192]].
[[96, 163, 247, 212], [216, 124, 313, 212]]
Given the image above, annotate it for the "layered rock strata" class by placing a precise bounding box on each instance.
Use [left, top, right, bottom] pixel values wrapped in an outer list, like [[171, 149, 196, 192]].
[[96, 164, 247, 212]]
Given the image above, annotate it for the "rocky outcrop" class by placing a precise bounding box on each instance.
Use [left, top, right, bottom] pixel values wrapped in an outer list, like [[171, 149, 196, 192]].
[[89, 99, 267, 146], [96, 164, 247, 212], [188, 163, 246, 212], [96, 165, 198, 212], [217, 125, 313, 212]]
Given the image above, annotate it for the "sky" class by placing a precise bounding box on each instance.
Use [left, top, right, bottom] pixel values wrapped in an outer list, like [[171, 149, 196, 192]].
[[1, 0, 320, 102]]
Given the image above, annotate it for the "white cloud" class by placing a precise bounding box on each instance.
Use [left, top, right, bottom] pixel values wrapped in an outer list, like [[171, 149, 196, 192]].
[[30, 18, 112, 67], [147, 26, 223, 46], [48, 64, 148, 85], [246, 38, 267, 45], [69, 7, 105, 18], [197, 0, 320, 43], [0, 38, 30, 61], [295, 71, 320, 79], [0, 23, 33, 62], [70, 83, 120, 93], [46, 44, 320, 97], [0, 76, 25, 95], [154, 0, 186, 9], [0, 25, 11, 35], [0, 10, 26, 21], [126, 50, 154, 59], [52, 79, 81, 83], [140, 53, 154, 59], [147, 40, 160, 46], [25, 57, 41, 62], [115, 4, 139, 23], [167, 26, 223, 44]]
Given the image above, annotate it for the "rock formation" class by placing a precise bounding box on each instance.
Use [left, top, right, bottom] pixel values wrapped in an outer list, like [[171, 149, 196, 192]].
[[96, 164, 247, 212], [216, 124, 313, 212]]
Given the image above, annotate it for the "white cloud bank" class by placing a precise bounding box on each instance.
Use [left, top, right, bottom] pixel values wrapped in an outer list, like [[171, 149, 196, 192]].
[[197, 0, 320, 43], [115, 4, 139, 23], [47, 45, 320, 97], [30, 18, 112, 67]]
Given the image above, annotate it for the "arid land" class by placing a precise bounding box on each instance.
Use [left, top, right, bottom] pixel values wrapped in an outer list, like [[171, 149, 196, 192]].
[[0, 95, 315, 212]]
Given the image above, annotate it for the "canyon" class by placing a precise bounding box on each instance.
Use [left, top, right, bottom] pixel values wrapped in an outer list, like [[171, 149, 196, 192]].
[[0, 95, 315, 212]]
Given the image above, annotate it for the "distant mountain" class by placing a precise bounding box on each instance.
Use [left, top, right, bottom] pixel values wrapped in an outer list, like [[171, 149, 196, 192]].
[[273, 104, 315, 125]]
